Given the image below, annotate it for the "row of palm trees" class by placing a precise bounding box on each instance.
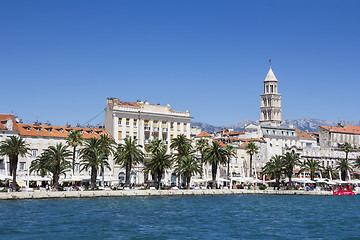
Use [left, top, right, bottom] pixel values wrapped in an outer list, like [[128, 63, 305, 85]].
[[263, 149, 360, 190], [0, 130, 263, 191], [0, 133, 227, 190], [4, 131, 358, 192]]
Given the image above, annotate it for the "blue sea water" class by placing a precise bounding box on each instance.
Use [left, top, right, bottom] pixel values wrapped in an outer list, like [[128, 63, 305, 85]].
[[0, 195, 359, 240]]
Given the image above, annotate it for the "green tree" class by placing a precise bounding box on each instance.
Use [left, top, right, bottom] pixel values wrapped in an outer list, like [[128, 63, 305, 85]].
[[170, 134, 192, 185], [322, 165, 336, 180], [114, 137, 144, 187], [203, 141, 227, 189], [195, 138, 209, 164], [245, 142, 259, 177], [174, 154, 202, 189], [354, 156, 360, 169], [98, 134, 115, 185], [170, 134, 192, 156], [144, 150, 172, 189], [146, 138, 166, 155], [66, 130, 84, 175], [224, 144, 236, 185], [336, 158, 353, 181], [300, 158, 322, 180], [262, 155, 283, 190], [282, 152, 300, 189], [340, 142, 353, 162], [80, 146, 110, 189], [31, 143, 72, 189], [0, 136, 30, 191]]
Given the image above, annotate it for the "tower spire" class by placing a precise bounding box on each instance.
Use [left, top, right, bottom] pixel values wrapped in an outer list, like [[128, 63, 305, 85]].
[[260, 64, 282, 127]]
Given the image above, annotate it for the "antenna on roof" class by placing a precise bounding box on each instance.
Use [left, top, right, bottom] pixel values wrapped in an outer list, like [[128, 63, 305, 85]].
[[269, 59, 272, 68]]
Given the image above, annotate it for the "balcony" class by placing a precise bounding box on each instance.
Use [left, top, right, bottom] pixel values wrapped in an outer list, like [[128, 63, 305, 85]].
[[162, 127, 168, 132], [153, 127, 159, 132], [144, 139, 150, 144], [144, 126, 150, 131]]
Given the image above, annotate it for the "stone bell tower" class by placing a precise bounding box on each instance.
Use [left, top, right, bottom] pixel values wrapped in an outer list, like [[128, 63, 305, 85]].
[[260, 64, 282, 126]]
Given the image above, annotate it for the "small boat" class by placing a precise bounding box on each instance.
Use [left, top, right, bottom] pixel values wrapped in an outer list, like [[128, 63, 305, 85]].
[[333, 185, 355, 195]]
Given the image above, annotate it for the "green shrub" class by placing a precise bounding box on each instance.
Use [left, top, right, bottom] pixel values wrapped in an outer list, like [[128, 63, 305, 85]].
[[259, 185, 267, 190]]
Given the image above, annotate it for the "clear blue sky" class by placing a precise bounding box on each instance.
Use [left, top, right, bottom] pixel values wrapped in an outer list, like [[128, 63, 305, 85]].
[[1, 1, 359, 126]]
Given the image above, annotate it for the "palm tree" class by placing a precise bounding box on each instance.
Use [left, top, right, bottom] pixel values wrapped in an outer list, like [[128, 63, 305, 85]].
[[144, 150, 172, 189], [245, 142, 259, 177], [174, 154, 202, 189], [281, 152, 300, 189], [146, 138, 166, 155], [98, 134, 115, 185], [262, 155, 283, 189], [66, 130, 84, 175], [80, 147, 110, 189], [0, 136, 30, 191], [336, 158, 353, 181], [300, 158, 321, 180], [170, 134, 192, 185], [224, 144, 236, 186], [170, 134, 192, 156], [31, 143, 72, 189], [114, 137, 144, 187], [340, 142, 353, 162], [322, 165, 336, 180], [354, 156, 360, 169], [203, 141, 227, 189], [195, 138, 209, 163]]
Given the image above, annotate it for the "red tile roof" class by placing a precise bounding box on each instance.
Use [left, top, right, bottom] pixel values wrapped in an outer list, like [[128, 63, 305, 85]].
[[195, 131, 211, 138], [294, 128, 315, 140], [213, 139, 226, 147], [320, 125, 360, 135], [0, 114, 19, 131], [18, 124, 108, 139]]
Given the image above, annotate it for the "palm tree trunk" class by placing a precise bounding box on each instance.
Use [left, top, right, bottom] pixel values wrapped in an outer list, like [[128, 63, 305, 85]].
[[288, 170, 293, 190], [186, 175, 191, 189], [53, 165, 61, 190], [72, 146, 76, 175], [157, 171, 162, 190], [227, 159, 230, 187], [91, 167, 97, 189], [249, 154, 253, 177], [125, 160, 131, 187], [12, 168, 17, 191], [212, 163, 217, 189]]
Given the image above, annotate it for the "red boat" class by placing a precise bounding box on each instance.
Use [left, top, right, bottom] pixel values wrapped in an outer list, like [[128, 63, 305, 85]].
[[333, 185, 355, 195]]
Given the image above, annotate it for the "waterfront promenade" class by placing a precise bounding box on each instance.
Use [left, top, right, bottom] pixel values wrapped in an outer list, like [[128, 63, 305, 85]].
[[0, 189, 332, 200]]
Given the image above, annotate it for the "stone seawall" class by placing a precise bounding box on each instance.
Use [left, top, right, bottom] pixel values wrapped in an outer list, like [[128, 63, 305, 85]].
[[0, 189, 332, 200]]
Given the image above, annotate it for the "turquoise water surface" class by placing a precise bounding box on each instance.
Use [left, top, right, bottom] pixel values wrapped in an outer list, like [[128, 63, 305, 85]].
[[0, 195, 359, 239]]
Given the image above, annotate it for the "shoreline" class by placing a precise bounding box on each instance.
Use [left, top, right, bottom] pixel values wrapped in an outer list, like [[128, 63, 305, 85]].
[[0, 189, 333, 200]]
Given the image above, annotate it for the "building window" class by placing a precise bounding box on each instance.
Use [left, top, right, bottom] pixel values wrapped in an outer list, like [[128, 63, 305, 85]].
[[75, 163, 80, 172], [20, 162, 26, 171], [0, 159, 4, 170], [32, 149, 38, 158], [126, 119, 130, 126], [119, 172, 125, 184]]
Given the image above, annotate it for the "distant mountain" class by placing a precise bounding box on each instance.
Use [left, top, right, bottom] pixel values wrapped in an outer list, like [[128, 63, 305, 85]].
[[191, 118, 360, 133]]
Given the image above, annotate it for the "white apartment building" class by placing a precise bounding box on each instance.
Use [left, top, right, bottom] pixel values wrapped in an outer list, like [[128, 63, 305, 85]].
[[105, 98, 193, 185], [0, 114, 20, 179], [0, 113, 114, 186]]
